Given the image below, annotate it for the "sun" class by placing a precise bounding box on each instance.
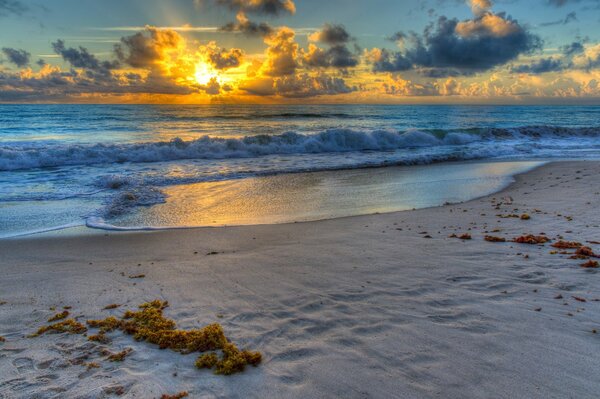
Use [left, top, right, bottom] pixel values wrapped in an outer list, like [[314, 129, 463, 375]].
[[194, 62, 218, 86]]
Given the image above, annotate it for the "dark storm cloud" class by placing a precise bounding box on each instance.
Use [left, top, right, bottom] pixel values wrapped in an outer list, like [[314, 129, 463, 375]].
[[1, 47, 30, 67], [0, 0, 27, 17], [52, 40, 119, 74], [510, 57, 565, 73], [371, 14, 541, 76]]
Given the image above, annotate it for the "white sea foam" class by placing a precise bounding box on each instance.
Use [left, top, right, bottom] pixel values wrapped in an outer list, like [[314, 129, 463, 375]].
[[1, 126, 598, 171]]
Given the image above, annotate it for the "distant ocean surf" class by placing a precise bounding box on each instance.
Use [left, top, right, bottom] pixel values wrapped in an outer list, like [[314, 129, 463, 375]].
[[1, 104, 599, 237]]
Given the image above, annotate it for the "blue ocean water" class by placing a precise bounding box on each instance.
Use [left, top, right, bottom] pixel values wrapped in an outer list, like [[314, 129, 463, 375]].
[[1, 104, 599, 237]]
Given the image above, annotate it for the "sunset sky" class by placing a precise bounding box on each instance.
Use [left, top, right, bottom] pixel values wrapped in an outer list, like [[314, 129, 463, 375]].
[[1, 0, 600, 103]]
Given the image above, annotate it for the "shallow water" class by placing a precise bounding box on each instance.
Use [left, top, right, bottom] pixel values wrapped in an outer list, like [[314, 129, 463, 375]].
[[1, 104, 599, 237]]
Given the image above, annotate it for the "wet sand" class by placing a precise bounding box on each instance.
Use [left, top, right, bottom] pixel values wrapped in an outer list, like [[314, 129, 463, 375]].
[[1, 161, 599, 398]]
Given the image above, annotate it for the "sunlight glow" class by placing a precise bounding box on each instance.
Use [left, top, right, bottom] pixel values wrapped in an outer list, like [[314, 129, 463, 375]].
[[194, 62, 218, 86]]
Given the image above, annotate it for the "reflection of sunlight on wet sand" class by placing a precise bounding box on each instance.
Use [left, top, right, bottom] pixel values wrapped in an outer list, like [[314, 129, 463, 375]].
[[113, 161, 544, 228]]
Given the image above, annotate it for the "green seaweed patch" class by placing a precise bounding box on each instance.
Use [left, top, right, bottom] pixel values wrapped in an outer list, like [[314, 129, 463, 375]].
[[30, 319, 87, 337], [48, 310, 70, 322], [87, 300, 262, 375]]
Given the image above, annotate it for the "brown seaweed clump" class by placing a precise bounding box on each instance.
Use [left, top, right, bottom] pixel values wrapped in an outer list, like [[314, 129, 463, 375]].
[[569, 246, 599, 260], [103, 304, 120, 310], [88, 333, 110, 344], [581, 260, 599, 268], [30, 319, 87, 337], [161, 392, 189, 399], [551, 241, 582, 249], [48, 310, 70, 322], [86, 300, 262, 375], [485, 236, 506, 242], [87, 316, 121, 333], [520, 214, 531, 220], [513, 235, 550, 245], [0, 336, 5, 343]]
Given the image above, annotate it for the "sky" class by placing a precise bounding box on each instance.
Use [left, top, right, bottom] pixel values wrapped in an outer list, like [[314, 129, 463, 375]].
[[1, 0, 600, 104]]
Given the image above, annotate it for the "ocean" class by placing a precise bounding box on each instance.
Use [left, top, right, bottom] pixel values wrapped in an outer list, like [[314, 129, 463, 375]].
[[1, 104, 599, 238]]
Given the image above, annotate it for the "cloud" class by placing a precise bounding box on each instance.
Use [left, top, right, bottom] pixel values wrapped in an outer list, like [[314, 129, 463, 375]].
[[114, 27, 185, 69], [52, 40, 119, 75], [303, 24, 357, 69], [240, 73, 353, 98], [2, 47, 30, 67], [368, 2, 541, 76], [561, 41, 585, 56], [262, 27, 299, 76], [308, 24, 351, 45], [219, 11, 274, 37], [510, 57, 565, 74], [199, 0, 295, 16], [0, 0, 26, 17], [540, 11, 577, 26], [199, 41, 244, 69], [469, 0, 493, 17]]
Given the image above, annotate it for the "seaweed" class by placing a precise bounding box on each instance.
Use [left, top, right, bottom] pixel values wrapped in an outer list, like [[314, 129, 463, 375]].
[[88, 333, 110, 344], [86, 300, 262, 375], [30, 319, 87, 337], [513, 235, 550, 245], [520, 214, 531, 220], [551, 241, 582, 249], [87, 316, 121, 333], [48, 310, 69, 322], [485, 236, 506, 242], [161, 393, 189, 399], [0, 336, 5, 342], [581, 260, 599, 268], [103, 304, 120, 310]]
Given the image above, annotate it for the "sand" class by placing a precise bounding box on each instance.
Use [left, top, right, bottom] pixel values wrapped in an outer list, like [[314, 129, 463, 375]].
[[1, 160, 599, 398]]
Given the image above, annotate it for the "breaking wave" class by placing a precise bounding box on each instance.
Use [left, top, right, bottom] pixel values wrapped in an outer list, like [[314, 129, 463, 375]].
[[1, 126, 599, 171]]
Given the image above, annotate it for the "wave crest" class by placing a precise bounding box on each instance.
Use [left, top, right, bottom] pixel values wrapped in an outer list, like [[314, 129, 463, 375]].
[[1, 126, 599, 171]]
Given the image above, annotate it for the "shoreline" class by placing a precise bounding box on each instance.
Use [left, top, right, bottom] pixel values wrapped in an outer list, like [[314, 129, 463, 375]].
[[2, 158, 548, 241], [1, 160, 600, 398]]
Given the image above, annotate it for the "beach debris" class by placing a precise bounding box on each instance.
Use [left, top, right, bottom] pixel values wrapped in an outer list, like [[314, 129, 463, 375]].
[[103, 304, 121, 310], [581, 260, 599, 268], [520, 214, 531, 220], [554, 294, 563, 299], [86, 300, 262, 375], [551, 241, 582, 249], [534, 308, 542, 312], [30, 319, 87, 337], [128, 274, 146, 279], [458, 233, 472, 240], [85, 362, 100, 369], [512, 235, 550, 245], [0, 336, 5, 342], [48, 310, 70, 322], [161, 392, 189, 399], [572, 296, 587, 303], [485, 235, 506, 242], [206, 251, 220, 256]]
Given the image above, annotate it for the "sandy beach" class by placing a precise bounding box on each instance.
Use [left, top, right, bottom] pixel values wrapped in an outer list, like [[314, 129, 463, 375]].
[[1, 160, 599, 398]]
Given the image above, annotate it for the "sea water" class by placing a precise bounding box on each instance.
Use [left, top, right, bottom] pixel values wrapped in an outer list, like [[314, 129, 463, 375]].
[[1, 104, 599, 237]]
